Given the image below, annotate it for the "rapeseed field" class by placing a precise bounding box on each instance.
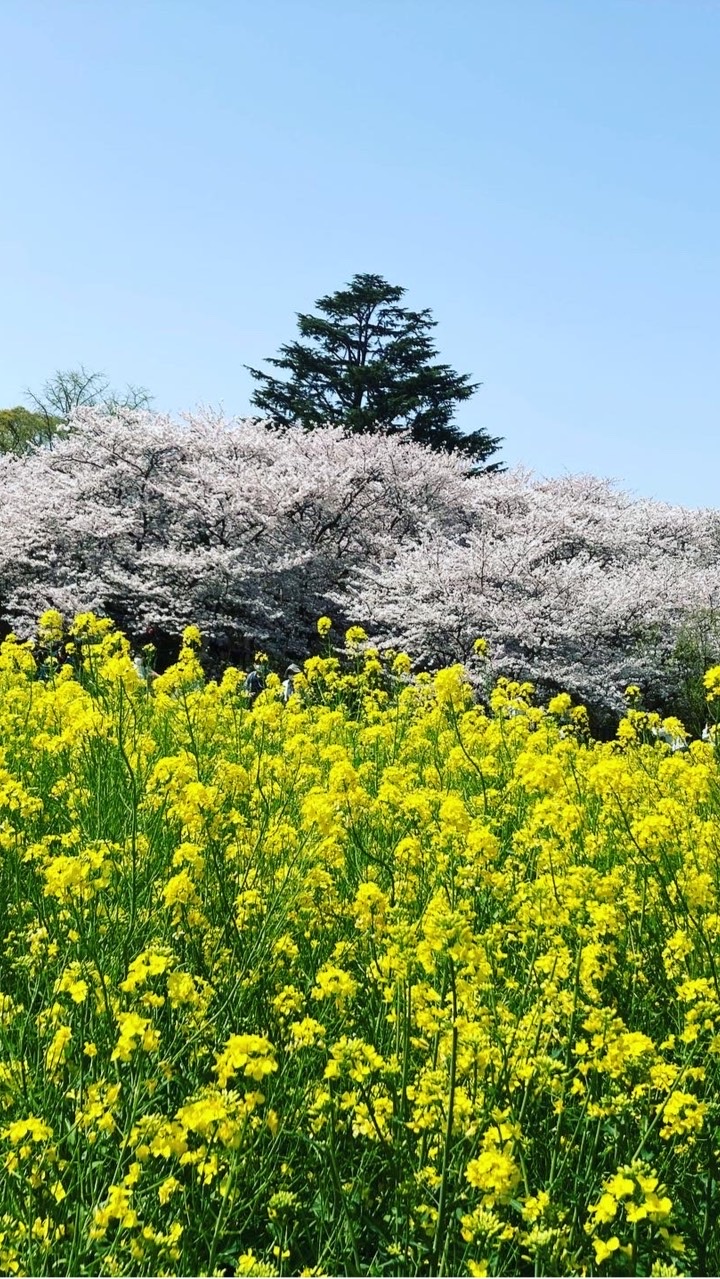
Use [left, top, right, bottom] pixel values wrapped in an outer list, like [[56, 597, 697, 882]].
[[0, 611, 718, 1277]]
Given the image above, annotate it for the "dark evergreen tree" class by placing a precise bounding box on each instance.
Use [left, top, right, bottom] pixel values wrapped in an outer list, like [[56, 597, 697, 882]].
[[247, 273, 503, 468]]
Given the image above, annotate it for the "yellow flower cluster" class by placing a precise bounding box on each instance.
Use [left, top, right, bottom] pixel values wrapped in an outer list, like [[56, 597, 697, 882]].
[[0, 613, 717, 1275]]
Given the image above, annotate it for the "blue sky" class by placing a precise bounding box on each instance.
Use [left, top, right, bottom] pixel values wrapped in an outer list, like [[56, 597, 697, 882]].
[[1, 0, 718, 506]]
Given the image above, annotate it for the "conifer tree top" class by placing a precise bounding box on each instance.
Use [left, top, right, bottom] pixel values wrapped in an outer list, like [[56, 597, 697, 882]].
[[247, 273, 502, 468]]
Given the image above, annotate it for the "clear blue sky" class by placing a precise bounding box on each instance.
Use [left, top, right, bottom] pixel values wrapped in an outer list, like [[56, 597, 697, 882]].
[[1, 0, 718, 506]]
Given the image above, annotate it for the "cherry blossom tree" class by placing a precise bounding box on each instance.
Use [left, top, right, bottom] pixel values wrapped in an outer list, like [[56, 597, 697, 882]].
[[1, 407, 718, 721], [348, 470, 720, 720], [0, 408, 468, 664]]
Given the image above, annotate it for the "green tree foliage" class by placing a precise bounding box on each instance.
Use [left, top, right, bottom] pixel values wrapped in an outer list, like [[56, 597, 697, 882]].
[[247, 273, 503, 468], [668, 607, 720, 736], [0, 406, 60, 455]]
